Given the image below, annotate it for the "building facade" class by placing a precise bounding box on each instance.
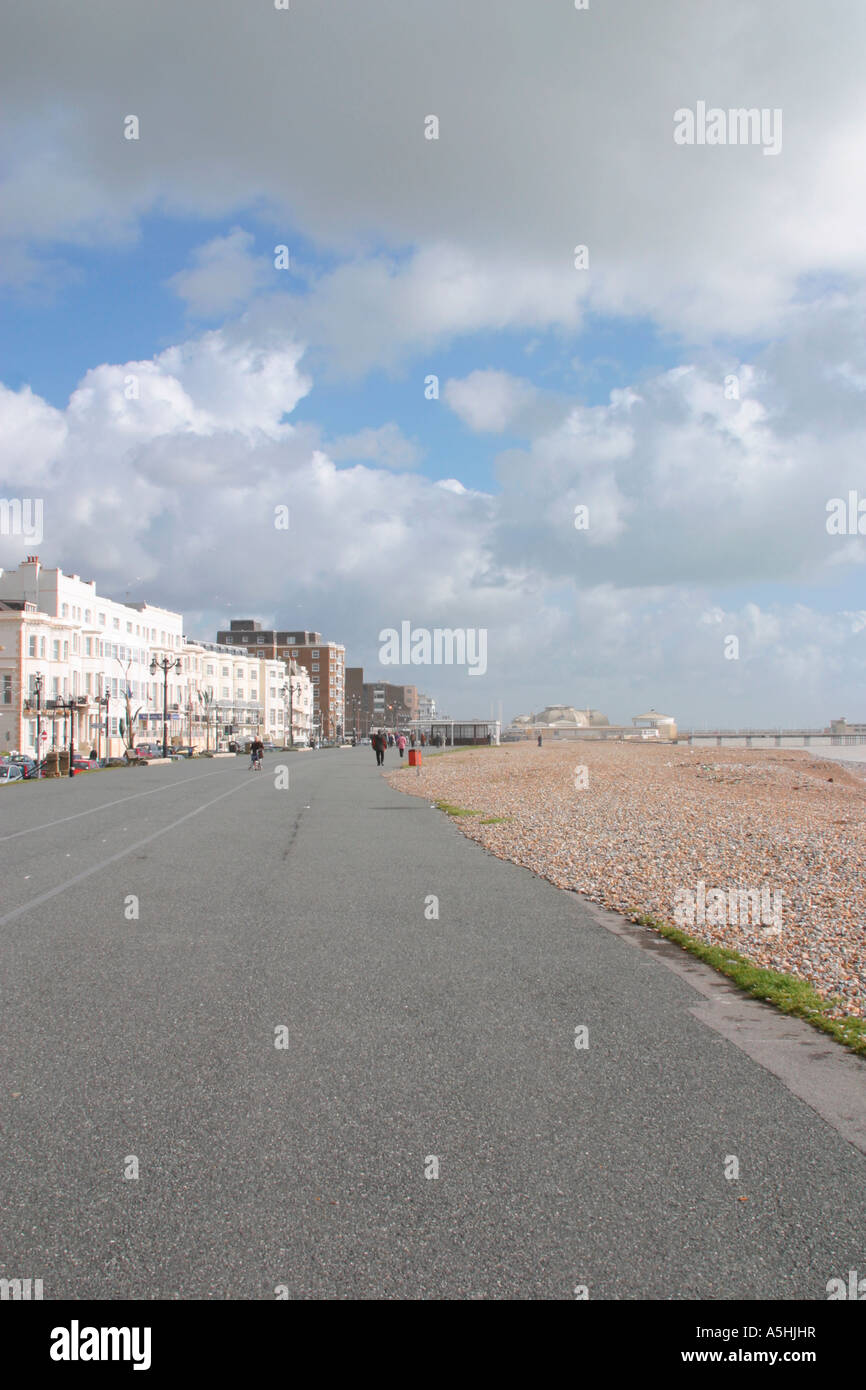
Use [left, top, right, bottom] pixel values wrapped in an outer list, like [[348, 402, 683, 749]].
[[216, 621, 345, 741], [0, 557, 315, 758], [342, 667, 420, 735], [0, 556, 185, 760]]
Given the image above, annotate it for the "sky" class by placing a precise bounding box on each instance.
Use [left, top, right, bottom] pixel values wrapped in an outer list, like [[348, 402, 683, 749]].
[[1, 0, 866, 726]]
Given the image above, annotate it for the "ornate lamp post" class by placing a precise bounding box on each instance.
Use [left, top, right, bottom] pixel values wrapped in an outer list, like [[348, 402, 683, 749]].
[[281, 678, 304, 748], [32, 671, 44, 775], [150, 654, 182, 759]]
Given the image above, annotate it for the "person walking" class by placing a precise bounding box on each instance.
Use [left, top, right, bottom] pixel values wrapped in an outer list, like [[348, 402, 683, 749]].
[[397, 733, 406, 759], [372, 731, 384, 767], [537, 733, 543, 748], [250, 737, 264, 770]]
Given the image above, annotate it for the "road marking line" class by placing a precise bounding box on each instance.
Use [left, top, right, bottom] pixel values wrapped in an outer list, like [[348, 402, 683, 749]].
[[0, 778, 255, 926], [0, 769, 227, 843]]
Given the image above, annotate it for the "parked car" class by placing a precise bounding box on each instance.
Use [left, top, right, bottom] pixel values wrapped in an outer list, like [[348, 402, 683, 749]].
[[132, 744, 161, 759], [0, 763, 25, 784], [173, 746, 198, 758], [71, 757, 98, 771], [3, 755, 44, 779]]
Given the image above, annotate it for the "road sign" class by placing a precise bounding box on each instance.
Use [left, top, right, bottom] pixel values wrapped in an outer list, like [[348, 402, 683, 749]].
[[40, 730, 48, 741]]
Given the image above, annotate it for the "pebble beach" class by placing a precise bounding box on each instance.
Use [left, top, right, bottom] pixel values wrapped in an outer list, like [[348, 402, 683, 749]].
[[387, 742, 866, 1020]]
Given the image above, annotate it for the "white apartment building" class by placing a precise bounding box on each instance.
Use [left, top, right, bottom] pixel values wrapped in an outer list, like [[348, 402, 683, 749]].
[[0, 556, 185, 760], [272, 658, 314, 746], [184, 643, 312, 748], [417, 692, 437, 720], [0, 557, 314, 759]]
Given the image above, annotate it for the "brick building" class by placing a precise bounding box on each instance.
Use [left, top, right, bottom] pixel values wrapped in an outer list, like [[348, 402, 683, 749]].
[[343, 666, 418, 734]]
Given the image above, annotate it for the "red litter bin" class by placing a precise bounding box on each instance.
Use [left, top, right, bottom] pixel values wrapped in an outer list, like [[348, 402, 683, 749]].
[[408, 749, 422, 767]]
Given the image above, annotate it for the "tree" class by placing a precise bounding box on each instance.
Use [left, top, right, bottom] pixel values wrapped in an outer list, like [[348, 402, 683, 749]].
[[116, 658, 142, 752]]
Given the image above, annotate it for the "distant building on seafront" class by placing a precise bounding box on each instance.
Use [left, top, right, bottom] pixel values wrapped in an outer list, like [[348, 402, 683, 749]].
[[504, 704, 676, 741]]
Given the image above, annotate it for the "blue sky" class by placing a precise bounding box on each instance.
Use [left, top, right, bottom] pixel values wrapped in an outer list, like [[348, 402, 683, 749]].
[[0, 211, 688, 498]]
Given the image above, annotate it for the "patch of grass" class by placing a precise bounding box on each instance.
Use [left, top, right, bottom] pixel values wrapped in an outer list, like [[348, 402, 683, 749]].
[[479, 816, 511, 824], [633, 912, 866, 1057], [435, 800, 482, 817]]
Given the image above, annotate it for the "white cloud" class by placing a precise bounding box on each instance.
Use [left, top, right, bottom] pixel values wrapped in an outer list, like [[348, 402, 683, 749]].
[[167, 228, 271, 317], [443, 369, 538, 433], [329, 423, 423, 471], [2, 264, 866, 724], [0, 384, 67, 479]]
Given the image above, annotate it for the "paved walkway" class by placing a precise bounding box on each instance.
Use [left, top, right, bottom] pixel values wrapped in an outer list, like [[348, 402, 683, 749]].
[[1, 749, 864, 1298]]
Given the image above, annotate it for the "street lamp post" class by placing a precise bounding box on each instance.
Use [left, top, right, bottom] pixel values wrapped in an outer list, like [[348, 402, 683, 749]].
[[150, 654, 182, 759], [33, 671, 44, 776]]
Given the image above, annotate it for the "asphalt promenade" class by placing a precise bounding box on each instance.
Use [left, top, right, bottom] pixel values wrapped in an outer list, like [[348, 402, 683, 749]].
[[1, 747, 864, 1299]]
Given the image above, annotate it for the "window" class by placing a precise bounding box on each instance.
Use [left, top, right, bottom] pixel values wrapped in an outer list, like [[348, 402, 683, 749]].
[[29, 635, 36, 657], [222, 686, 230, 698], [221, 666, 230, 677], [113, 617, 120, 631], [85, 610, 91, 623], [291, 649, 298, 657], [312, 663, 319, 672], [53, 640, 60, 660], [206, 664, 215, 676], [126, 622, 132, 633], [2, 674, 11, 704], [63, 642, 69, 661], [311, 650, 319, 658], [40, 637, 46, 658]]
